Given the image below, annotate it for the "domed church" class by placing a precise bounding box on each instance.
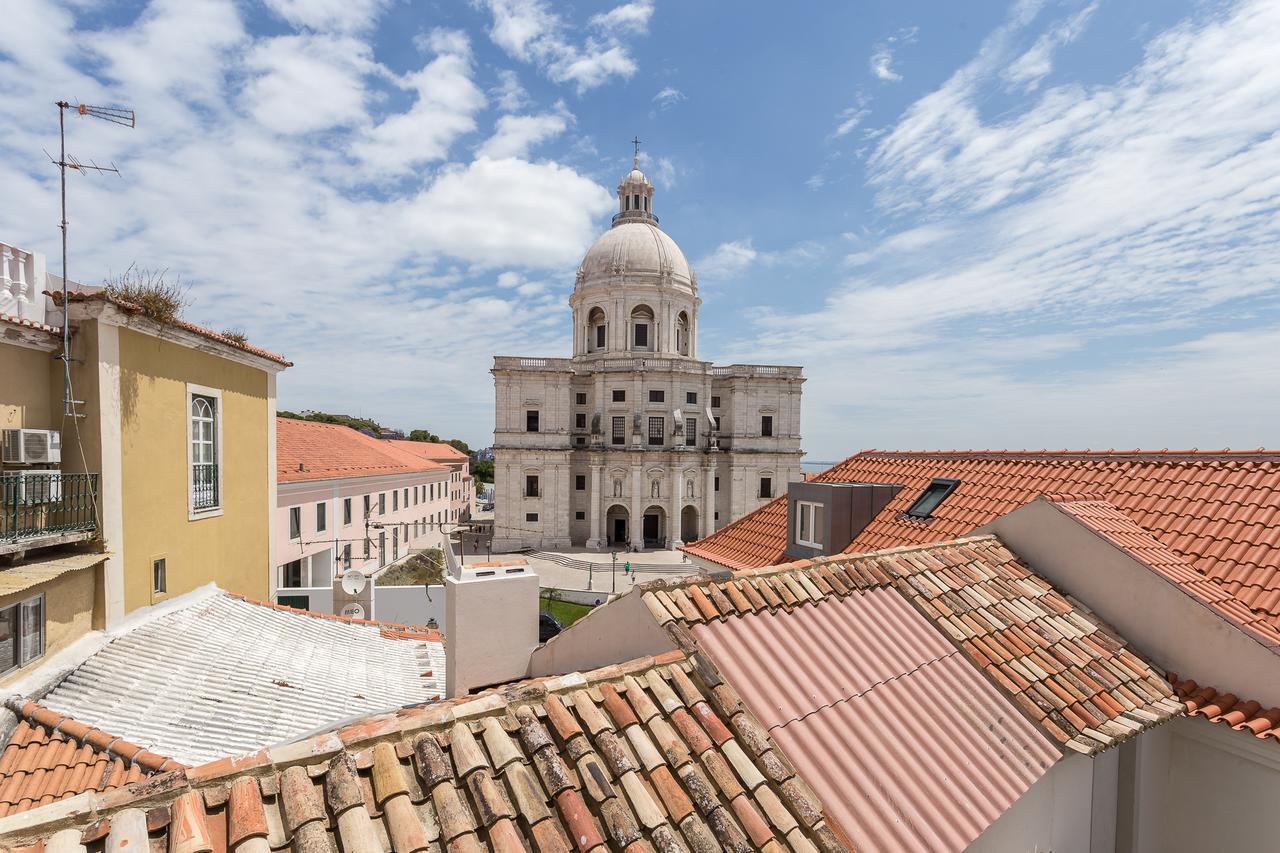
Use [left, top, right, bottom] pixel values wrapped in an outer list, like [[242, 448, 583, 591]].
[[491, 155, 805, 551]]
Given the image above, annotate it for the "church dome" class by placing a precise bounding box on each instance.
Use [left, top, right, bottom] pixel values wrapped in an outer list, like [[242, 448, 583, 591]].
[[574, 151, 696, 293], [577, 221, 693, 291]]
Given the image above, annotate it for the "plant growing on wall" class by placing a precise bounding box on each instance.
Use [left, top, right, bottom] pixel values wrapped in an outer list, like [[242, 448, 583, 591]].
[[104, 264, 190, 324]]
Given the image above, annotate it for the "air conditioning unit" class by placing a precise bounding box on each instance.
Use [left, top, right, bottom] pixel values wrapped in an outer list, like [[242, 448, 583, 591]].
[[1, 429, 61, 464], [5, 470, 62, 504]]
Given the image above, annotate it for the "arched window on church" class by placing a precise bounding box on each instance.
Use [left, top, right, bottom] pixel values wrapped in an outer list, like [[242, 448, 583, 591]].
[[588, 307, 607, 352], [631, 305, 654, 351], [676, 311, 690, 356]]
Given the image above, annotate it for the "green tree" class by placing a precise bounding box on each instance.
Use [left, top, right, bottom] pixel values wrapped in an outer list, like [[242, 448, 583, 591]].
[[446, 438, 472, 455], [278, 410, 381, 435], [470, 459, 494, 483], [408, 429, 441, 442]]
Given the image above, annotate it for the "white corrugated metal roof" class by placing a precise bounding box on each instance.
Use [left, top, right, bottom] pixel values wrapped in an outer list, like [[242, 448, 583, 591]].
[[39, 593, 444, 765]]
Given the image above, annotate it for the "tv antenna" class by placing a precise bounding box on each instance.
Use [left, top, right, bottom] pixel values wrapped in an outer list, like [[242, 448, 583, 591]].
[[48, 100, 135, 416]]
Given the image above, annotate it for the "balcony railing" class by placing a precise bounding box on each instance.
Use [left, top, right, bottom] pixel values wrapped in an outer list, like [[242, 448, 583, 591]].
[[1, 472, 98, 547], [192, 463, 219, 511]]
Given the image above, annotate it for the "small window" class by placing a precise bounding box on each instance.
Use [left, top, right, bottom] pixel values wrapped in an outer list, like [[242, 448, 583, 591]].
[[634, 323, 649, 348], [526, 410, 540, 432], [595, 325, 606, 348], [685, 417, 697, 447], [575, 413, 587, 429], [714, 416, 722, 431], [342, 544, 352, 569], [576, 392, 587, 405], [289, 506, 301, 540], [363, 494, 371, 518], [526, 475, 539, 497], [343, 498, 352, 525], [153, 559, 167, 594], [281, 559, 303, 588], [649, 389, 665, 403], [612, 389, 626, 403], [526, 512, 539, 523], [715, 476, 720, 491], [575, 511, 586, 520], [277, 594, 309, 610], [316, 502, 327, 533], [392, 528, 399, 561], [795, 502, 824, 548], [711, 396, 721, 408], [759, 477, 773, 498], [378, 493, 386, 514], [648, 417, 664, 446], [761, 416, 774, 437], [612, 416, 627, 445], [906, 478, 960, 519], [575, 475, 586, 491], [393, 490, 399, 512], [686, 392, 697, 405], [364, 535, 371, 560]]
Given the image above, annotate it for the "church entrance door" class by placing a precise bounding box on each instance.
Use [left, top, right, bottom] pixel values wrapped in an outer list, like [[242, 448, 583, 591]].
[[613, 517, 628, 544], [643, 513, 660, 547]]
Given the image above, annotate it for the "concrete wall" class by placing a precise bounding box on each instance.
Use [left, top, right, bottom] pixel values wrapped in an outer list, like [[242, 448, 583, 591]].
[[374, 584, 446, 629], [529, 588, 675, 677], [0, 342, 54, 431], [116, 327, 273, 610], [969, 752, 1100, 853], [0, 563, 104, 689], [1127, 717, 1280, 853], [982, 499, 1280, 708]]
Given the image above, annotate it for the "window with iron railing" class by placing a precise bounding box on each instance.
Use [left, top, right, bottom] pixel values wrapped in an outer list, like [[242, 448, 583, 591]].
[[190, 394, 219, 512]]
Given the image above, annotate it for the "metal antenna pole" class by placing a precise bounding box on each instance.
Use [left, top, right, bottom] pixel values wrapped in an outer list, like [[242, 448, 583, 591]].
[[50, 100, 134, 416], [58, 102, 70, 415]]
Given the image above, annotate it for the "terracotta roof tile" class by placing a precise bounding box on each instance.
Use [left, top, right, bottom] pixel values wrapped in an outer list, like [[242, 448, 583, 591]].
[[0, 699, 186, 817], [387, 440, 471, 463], [50, 289, 290, 365], [684, 449, 1280, 641], [276, 417, 448, 483], [0, 657, 850, 852], [1169, 676, 1280, 742]]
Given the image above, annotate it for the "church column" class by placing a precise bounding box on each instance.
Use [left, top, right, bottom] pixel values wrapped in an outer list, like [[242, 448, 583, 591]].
[[703, 464, 716, 537], [631, 459, 644, 549], [669, 466, 682, 549], [587, 462, 604, 550]]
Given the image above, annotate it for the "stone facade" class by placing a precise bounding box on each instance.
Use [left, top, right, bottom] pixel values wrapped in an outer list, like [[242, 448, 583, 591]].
[[492, 162, 804, 551]]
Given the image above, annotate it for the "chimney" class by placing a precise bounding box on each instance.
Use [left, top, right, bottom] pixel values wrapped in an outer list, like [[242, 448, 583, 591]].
[[782, 481, 901, 561], [444, 558, 540, 698]]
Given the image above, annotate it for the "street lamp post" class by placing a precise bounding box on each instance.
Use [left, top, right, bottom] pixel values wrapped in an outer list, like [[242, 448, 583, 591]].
[[612, 551, 618, 593]]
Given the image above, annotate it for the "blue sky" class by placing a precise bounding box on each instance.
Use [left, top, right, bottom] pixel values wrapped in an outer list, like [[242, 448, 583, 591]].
[[3, 0, 1278, 459]]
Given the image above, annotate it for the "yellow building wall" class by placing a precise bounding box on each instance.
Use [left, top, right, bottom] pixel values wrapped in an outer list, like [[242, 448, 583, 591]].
[[117, 328, 271, 610], [0, 341, 55, 431], [0, 565, 103, 689]]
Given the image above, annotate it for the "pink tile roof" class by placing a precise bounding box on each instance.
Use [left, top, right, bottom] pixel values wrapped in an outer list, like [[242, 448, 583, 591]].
[[692, 590, 1060, 852], [683, 449, 1280, 638], [386, 440, 470, 463], [276, 418, 447, 483]]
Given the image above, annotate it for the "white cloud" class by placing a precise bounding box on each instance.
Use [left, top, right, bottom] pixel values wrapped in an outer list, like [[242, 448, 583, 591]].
[[696, 240, 760, 280], [262, 0, 388, 33], [729, 0, 1280, 456], [478, 0, 653, 92], [652, 86, 685, 110], [476, 108, 571, 159], [1004, 2, 1098, 92], [869, 26, 917, 83], [491, 69, 529, 112], [350, 30, 486, 175], [241, 35, 375, 134], [0, 0, 618, 447]]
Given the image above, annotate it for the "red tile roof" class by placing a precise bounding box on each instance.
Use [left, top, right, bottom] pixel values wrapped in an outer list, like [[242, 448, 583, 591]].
[[0, 699, 184, 817], [52, 290, 291, 366], [276, 418, 447, 483], [0, 312, 61, 337], [642, 536, 1182, 850], [386, 439, 470, 463], [683, 449, 1280, 633], [1169, 676, 1280, 743], [693, 590, 1060, 852], [649, 536, 1182, 756], [0, 654, 849, 851], [1047, 498, 1280, 650]]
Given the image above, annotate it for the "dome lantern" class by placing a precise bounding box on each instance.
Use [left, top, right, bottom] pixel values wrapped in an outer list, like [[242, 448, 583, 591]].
[[614, 137, 656, 226]]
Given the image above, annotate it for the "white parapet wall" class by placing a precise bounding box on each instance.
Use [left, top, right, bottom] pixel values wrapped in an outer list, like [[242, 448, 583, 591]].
[[445, 559, 539, 697]]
